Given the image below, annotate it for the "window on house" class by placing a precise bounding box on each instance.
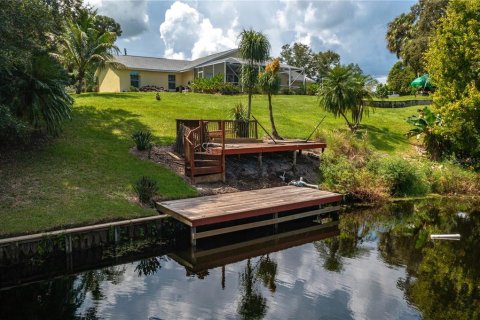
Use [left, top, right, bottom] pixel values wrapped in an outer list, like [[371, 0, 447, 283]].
[[130, 72, 140, 88], [168, 75, 176, 90]]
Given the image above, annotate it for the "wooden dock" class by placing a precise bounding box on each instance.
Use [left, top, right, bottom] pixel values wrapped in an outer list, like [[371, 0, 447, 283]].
[[156, 186, 342, 245]]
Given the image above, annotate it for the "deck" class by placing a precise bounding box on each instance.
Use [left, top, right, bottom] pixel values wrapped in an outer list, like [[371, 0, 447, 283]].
[[156, 186, 342, 245], [177, 119, 327, 182], [222, 141, 326, 155]]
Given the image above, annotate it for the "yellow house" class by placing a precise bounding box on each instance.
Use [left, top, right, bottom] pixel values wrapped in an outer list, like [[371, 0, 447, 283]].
[[97, 49, 312, 92]]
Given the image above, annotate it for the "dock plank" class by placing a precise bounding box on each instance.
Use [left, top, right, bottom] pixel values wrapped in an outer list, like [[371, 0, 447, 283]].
[[157, 186, 342, 227]]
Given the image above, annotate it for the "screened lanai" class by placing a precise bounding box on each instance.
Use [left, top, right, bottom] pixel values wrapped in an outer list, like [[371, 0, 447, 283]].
[[192, 57, 312, 90]]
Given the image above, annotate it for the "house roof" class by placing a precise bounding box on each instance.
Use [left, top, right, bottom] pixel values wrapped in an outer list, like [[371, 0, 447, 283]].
[[111, 49, 314, 82], [112, 48, 239, 72]]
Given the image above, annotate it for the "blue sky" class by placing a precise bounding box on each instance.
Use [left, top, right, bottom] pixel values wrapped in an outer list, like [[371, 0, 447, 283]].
[[88, 0, 415, 80]]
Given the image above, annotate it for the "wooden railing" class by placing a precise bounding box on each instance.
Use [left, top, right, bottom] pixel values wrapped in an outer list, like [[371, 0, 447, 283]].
[[183, 122, 226, 182], [175, 119, 258, 155]]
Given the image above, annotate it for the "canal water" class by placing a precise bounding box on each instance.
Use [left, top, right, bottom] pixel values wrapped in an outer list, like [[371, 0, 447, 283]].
[[1, 199, 479, 320]]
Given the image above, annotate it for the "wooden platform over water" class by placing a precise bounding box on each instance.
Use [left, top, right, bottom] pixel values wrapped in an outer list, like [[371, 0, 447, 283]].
[[156, 186, 342, 245]]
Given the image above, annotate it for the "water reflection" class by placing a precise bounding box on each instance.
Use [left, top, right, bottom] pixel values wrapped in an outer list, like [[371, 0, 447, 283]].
[[1, 198, 479, 319]]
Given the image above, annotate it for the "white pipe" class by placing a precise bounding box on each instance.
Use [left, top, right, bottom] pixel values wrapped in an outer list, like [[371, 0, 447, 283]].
[[430, 234, 461, 240]]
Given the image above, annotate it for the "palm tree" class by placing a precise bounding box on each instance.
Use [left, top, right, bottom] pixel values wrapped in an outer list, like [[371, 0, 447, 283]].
[[54, 17, 123, 94], [238, 29, 271, 119], [318, 65, 373, 132], [4, 54, 73, 136], [258, 58, 282, 139]]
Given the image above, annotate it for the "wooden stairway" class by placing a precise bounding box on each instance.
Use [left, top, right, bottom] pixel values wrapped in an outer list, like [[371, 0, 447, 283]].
[[183, 122, 225, 183]]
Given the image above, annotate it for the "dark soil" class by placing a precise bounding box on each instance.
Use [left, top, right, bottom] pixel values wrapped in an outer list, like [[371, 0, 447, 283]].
[[131, 145, 321, 196]]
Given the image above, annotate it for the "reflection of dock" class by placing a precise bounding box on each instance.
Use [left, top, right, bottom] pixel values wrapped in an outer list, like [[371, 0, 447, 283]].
[[157, 186, 342, 246], [168, 222, 339, 273]]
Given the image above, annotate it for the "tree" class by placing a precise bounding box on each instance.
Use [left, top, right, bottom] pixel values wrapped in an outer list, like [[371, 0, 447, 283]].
[[386, 0, 449, 74], [279, 43, 340, 81], [0, 0, 73, 143], [312, 50, 340, 81], [425, 0, 480, 165], [279, 43, 313, 78], [318, 65, 374, 132], [258, 58, 282, 139], [387, 61, 416, 95], [238, 29, 271, 120], [55, 14, 123, 94]]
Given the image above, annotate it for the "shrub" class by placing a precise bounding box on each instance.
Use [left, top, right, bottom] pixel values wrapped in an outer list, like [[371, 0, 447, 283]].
[[219, 82, 241, 95], [306, 83, 320, 96], [134, 176, 159, 205], [0, 105, 30, 146], [139, 85, 163, 92], [315, 129, 372, 166], [320, 153, 389, 202], [132, 131, 153, 150], [429, 162, 480, 195], [230, 102, 249, 137], [371, 157, 430, 197], [190, 74, 225, 94], [129, 85, 139, 92]]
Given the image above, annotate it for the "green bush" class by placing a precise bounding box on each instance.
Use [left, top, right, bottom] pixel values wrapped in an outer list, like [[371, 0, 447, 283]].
[[0, 105, 30, 145], [190, 74, 224, 94], [132, 130, 153, 150], [306, 83, 320, 96], [219, 82, 241, 95], [371, 157, 430, 197], [134, 176, 159, 205], [129, 85, 139, 92], [320, 153, 389, 202], [429, 162, 480, 194]]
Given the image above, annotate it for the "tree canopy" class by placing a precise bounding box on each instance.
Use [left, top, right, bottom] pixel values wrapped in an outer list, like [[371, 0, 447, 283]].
[[386, 0, 449, 74], [317, 65, 374, 132], [424, 0, 480, 166], [238, 29, 271, 119], [279, 42, 340, 81], [387, 61, 416, 95]]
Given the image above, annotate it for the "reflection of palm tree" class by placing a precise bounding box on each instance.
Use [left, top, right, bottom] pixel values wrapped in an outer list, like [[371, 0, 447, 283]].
[[315, 238, 343, 272], [135, 257, 164, 277], [256, 255, 278, 293], [237, 259, 268, 319], [315, 214, 370, 272]]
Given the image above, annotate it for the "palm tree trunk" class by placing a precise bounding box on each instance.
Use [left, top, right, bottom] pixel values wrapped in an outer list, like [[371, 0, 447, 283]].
[[339, 111, 355, 132], [268, 94, 282, 139], [247, 89, 252, 120], [76, 72, 84, 94]]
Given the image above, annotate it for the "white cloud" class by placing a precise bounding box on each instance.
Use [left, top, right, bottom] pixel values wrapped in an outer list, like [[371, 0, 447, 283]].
[[87, 0, 150, 38], [159, 1, 237, 60]]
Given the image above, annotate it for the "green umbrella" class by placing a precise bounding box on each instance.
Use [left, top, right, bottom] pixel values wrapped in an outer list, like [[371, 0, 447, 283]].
[[410, 74, 433, 90]]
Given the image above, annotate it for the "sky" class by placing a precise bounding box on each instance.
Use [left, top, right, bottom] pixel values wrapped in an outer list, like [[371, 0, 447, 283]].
[[87, 0, 416, 81]]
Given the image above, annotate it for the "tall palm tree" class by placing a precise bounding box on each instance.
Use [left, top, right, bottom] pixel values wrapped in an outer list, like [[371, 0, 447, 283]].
[[258, 58, 282, 139], [318, 65, 373, 132], [238, 29, 271, 119], [54, 19, 123, 94]]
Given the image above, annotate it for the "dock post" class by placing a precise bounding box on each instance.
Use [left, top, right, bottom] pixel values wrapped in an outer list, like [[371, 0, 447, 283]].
[[258, 152, 263, 167], [273, 213, 278, 233], [293, 151, 297, 167], [114, 227, 120, 243], [65, 235, 72, 254], [191, 227, 197, 247]]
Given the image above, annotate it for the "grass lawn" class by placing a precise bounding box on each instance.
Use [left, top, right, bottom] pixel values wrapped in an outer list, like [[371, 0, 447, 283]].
[[0, 92, 422, 237]]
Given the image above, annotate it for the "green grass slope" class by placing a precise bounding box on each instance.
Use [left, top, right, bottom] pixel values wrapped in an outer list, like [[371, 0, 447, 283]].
[[0, 92, 420, 237]]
